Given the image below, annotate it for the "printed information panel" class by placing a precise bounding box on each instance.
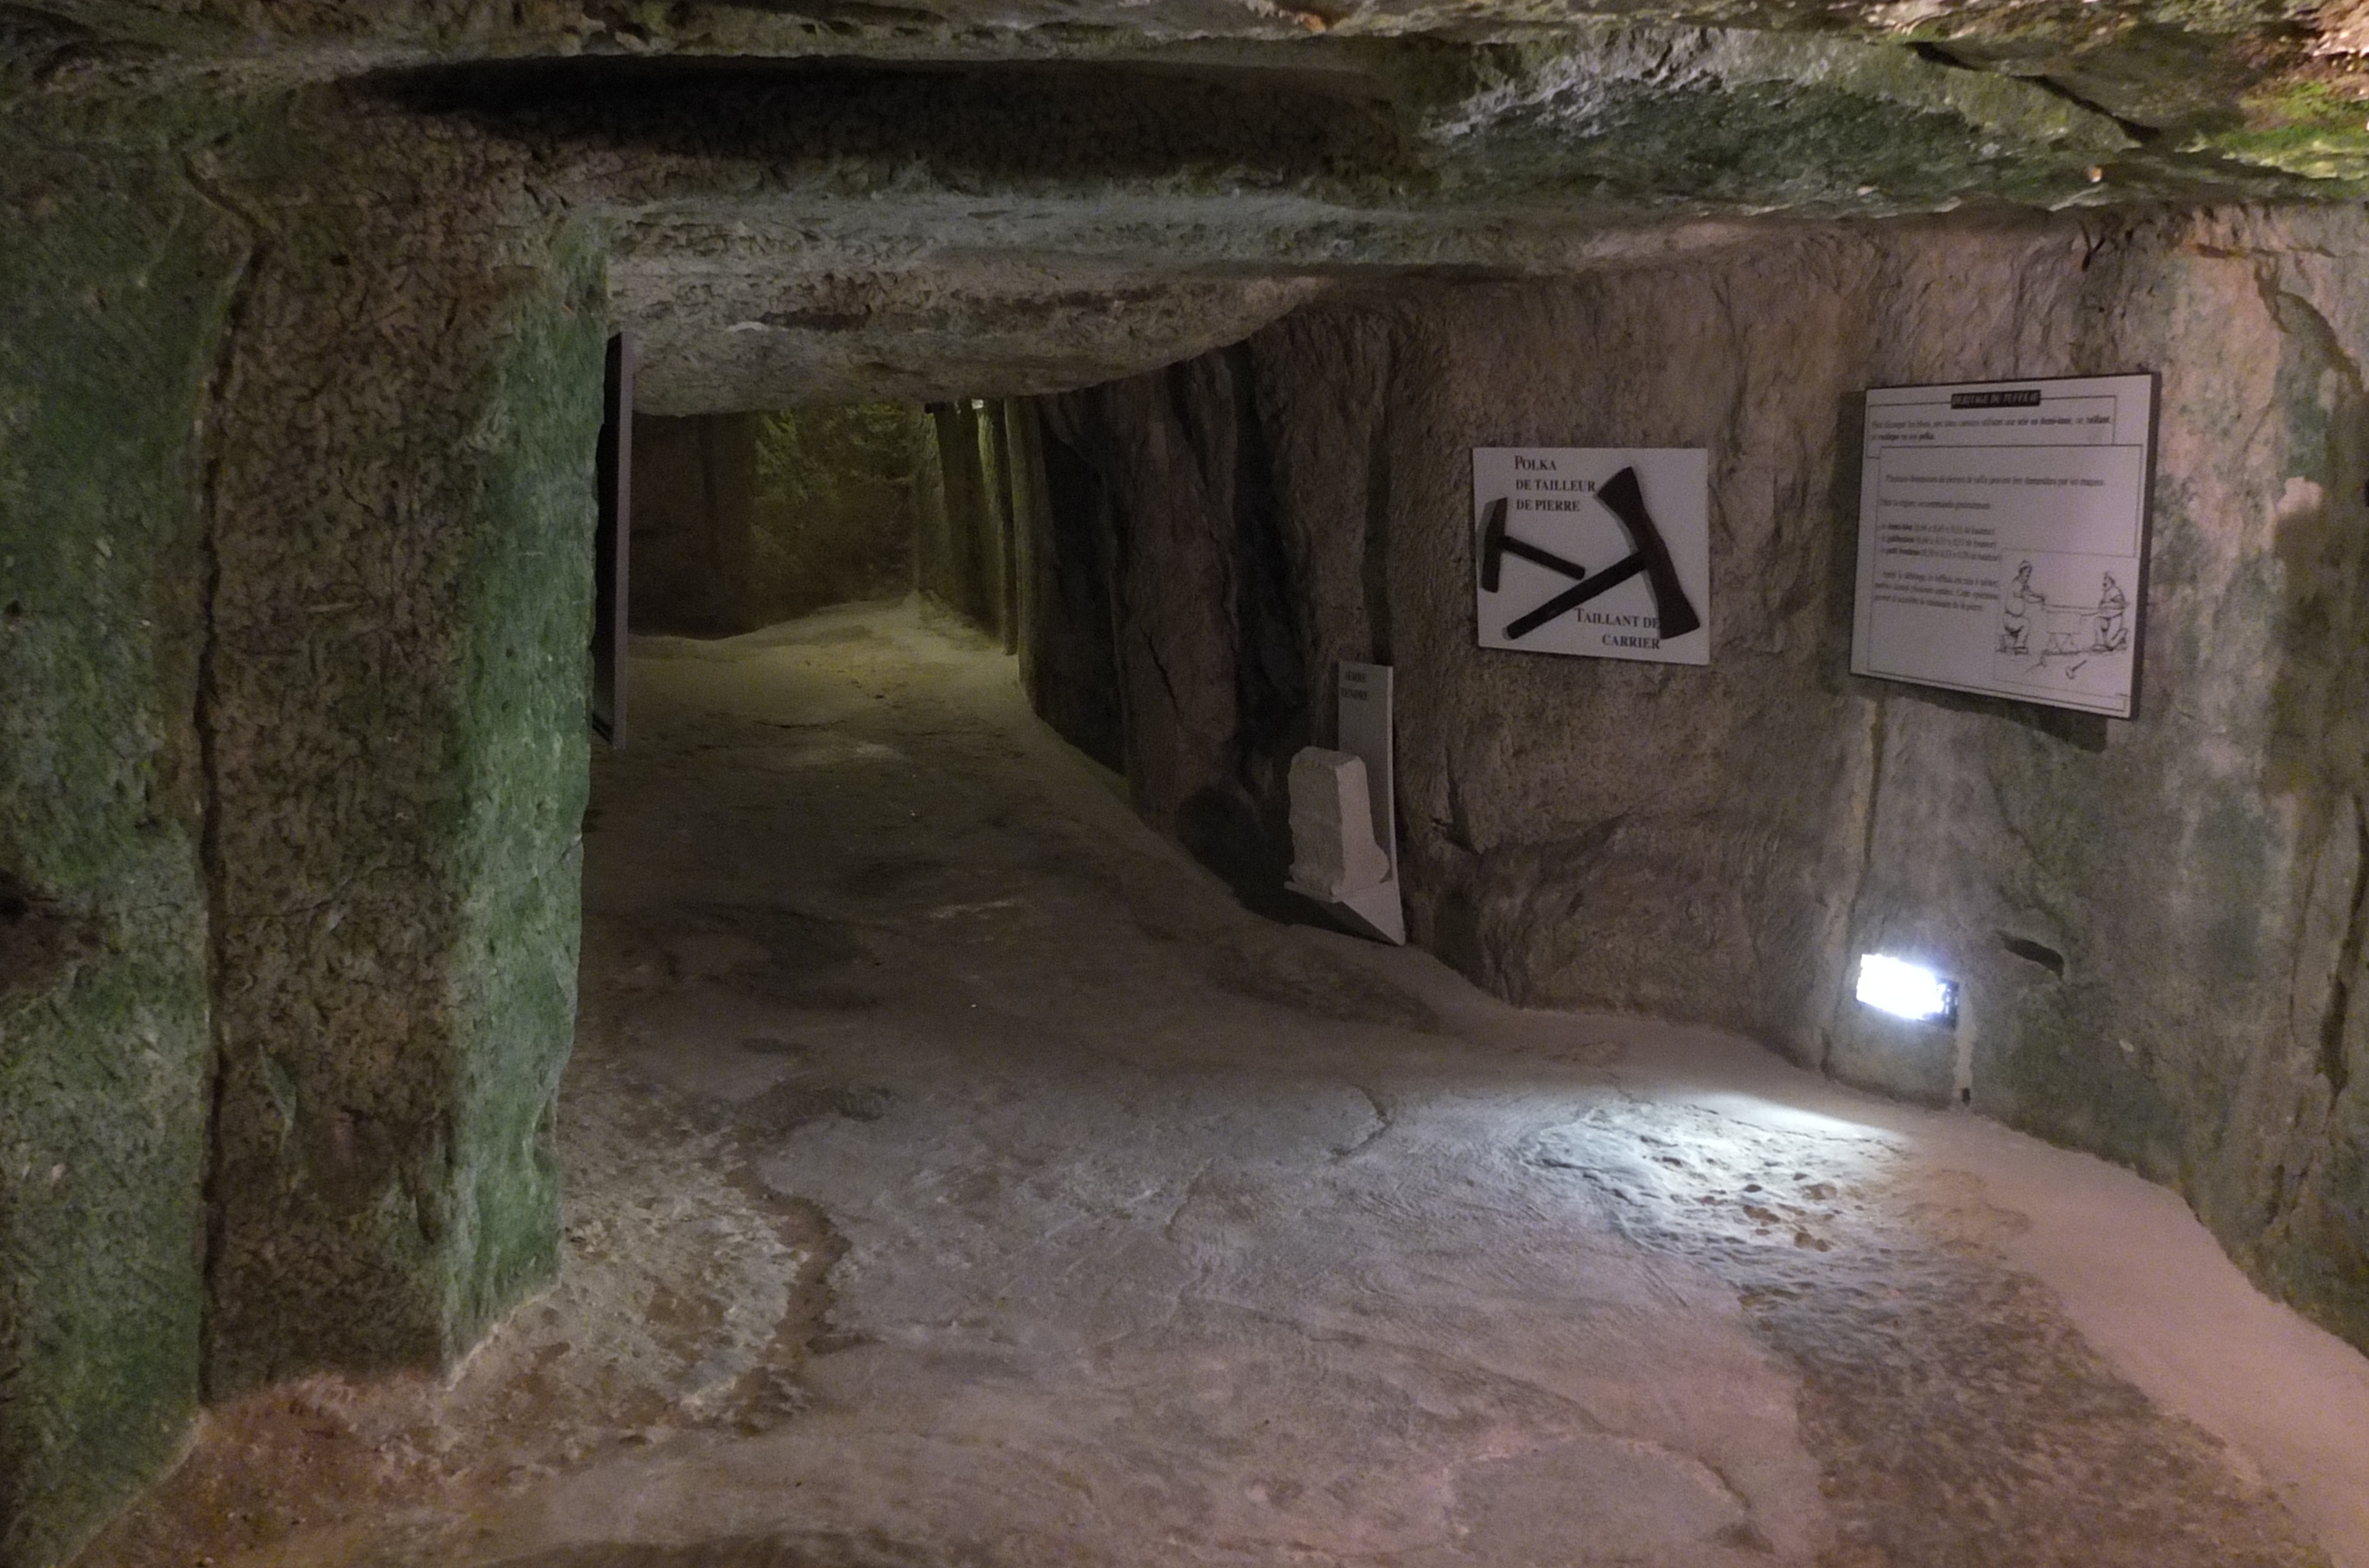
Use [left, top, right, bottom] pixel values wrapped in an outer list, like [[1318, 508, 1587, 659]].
[[1851, 373, 2156, 718], [1471, 448, 1710, 665]]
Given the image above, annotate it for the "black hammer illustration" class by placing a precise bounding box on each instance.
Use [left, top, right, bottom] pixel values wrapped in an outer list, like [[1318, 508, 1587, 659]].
[[1478, 496, 1589, 592], [1490, 466, 1702, 643]]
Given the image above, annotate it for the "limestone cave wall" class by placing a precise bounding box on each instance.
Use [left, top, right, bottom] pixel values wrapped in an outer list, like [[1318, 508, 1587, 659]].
[[1039, 352, 1308, 898], [1036, 205, 2369, 1350], [917, 400, 1018, 649], [920, 396, 1127, 770], [631, 405, 925, 637]]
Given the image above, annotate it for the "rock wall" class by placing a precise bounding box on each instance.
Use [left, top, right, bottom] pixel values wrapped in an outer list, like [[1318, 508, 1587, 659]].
[[919, 402, 1018, 647], [1016, 400, 1126, 774], [628, 413, 751, 635], [1037, 205, 2369, 1350], [1039, 351, 1308, 903], [0, 124, 246, 1568], [630, 405, 925, 637]]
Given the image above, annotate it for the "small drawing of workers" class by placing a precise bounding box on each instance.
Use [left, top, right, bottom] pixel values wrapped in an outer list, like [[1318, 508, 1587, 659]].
[[2093, 573, 2128, 652], [2001, 560, 2037, 654]]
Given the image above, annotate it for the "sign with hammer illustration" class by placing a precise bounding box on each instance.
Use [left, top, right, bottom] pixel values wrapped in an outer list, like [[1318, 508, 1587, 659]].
[[1471, 448, 1711, 665]]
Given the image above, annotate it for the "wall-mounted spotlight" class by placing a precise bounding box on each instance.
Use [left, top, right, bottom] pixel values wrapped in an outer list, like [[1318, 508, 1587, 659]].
[[1857, 954, 1957, 1025]]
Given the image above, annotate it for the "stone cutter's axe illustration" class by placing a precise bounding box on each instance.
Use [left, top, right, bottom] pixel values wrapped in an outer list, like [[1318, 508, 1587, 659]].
[[1487, 466, 1703, 643]]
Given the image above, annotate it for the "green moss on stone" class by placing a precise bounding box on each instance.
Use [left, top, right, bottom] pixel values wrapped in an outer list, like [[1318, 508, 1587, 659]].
[[2192, 77, 2369, 183], [0, 135, 245, 1568], [441, 220, 607, 1343], [189, 93, 611, 1395]]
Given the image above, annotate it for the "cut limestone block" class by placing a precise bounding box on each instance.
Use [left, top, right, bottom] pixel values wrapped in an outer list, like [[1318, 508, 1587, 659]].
[[1289, 748, 1393, 903]]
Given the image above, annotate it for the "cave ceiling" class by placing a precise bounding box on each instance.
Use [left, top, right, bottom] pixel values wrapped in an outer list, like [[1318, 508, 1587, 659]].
[[13, 1, 2369, 404]]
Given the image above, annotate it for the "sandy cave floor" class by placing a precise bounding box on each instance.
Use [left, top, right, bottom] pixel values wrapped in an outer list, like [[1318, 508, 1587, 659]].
[[77, 599, 2369, 1568]]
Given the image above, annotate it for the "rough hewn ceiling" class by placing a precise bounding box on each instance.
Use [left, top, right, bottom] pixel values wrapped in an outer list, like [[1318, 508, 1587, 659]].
[[13, 1, 2369, 405]]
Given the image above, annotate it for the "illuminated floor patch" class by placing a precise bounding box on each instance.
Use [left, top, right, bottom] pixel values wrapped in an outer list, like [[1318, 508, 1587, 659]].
[[1529, 1101, 2326, 1568]]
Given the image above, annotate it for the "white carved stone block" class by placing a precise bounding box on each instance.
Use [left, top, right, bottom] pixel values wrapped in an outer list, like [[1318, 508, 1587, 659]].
[[1287, 747, 1391, 903]]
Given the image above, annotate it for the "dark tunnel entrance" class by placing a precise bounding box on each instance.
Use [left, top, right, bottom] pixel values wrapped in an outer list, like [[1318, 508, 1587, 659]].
[[615, 396, 1126, 776]]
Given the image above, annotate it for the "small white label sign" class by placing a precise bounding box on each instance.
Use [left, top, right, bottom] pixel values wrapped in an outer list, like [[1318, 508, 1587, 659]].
[[1332, 661, 1403, 945], [1337, 661, 1396, 879], [1471, 448, 1711, 665], [1851, 373, 2155, 718]]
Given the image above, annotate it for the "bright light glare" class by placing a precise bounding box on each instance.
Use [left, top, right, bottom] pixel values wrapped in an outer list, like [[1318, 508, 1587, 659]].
[[1693, 1094, 1890, 1144], [1857, 954, 1955, 1022]]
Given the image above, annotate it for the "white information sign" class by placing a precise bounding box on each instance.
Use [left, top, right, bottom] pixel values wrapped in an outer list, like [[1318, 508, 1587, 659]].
[[1852, 373, 2155, 718], [1471, 448, 1711, 665], [1333, 661, 1403, 946]]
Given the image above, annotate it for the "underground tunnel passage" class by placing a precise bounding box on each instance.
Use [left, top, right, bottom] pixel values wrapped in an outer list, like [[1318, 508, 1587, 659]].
[[15, 8, 2369, 1568]]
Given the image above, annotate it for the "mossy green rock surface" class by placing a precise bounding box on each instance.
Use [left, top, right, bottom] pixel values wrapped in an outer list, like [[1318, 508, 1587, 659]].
[[0, 135, 243, 1568], [194, 99, 607, 1390]]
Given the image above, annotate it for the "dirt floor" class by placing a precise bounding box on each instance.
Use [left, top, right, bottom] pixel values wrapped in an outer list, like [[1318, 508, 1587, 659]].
[[77, 599, 2369, 1568]]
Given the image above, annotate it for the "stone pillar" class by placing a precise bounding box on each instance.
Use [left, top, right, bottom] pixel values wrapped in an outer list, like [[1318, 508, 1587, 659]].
[[197, 103, 608, 1391]]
